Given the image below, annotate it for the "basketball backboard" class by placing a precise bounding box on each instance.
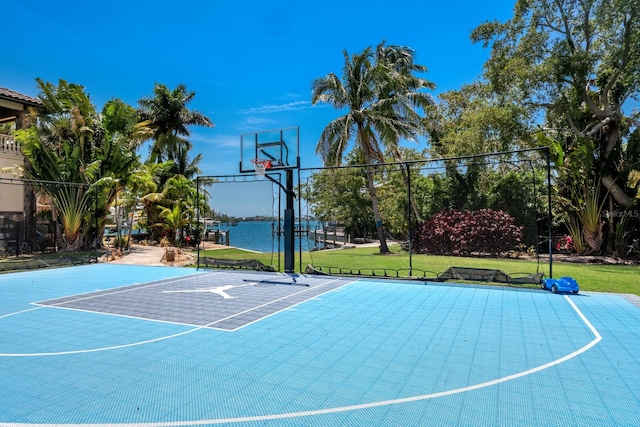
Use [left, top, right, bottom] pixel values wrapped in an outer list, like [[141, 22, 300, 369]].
[[240, 126, 299, 173]]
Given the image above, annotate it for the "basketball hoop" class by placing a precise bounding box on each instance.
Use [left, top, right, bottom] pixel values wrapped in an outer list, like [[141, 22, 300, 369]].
[[251, 158, 272, 178]]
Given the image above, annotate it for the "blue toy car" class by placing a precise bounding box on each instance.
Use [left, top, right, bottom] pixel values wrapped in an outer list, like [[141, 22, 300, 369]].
[[541, 277, 579, 294]]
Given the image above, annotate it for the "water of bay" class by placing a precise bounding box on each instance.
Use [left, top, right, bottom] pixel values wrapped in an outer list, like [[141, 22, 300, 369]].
[[213, 220, 321, 253]]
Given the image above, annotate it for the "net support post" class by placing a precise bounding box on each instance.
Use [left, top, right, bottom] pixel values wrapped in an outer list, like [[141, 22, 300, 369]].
[[546, 147, 553, 278], [284, 169, 295, 273]]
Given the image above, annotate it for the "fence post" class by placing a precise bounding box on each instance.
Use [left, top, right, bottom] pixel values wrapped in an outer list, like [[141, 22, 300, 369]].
[[546, 148, 553, 278], [406, 162, 413, 277]]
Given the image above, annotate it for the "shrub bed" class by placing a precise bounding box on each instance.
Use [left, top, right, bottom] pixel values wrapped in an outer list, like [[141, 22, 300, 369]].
[[412, 209, 523, 256]]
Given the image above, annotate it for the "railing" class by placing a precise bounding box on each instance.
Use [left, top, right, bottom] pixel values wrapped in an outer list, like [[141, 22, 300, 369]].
[[0, 134, 21, 156]]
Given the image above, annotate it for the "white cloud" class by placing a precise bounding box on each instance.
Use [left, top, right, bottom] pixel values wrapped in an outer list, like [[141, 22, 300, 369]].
[[242, 116, 274, 126], [240, 100, 311, 115], [190, 132, 238, 149]]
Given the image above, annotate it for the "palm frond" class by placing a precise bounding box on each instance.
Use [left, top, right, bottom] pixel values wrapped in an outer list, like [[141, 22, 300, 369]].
[[316, 115, 353, 165]]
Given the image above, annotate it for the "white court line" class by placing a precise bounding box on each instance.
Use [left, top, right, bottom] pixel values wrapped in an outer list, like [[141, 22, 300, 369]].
[[0, 277, 349, 357], [32, 273, 213, 307], [203, 278, 350, 331], [0, 307, 42, 319], [0, 294, 602, 426]]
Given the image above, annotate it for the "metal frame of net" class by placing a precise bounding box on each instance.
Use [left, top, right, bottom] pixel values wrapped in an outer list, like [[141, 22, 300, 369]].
[[195, 173, 285, 271]]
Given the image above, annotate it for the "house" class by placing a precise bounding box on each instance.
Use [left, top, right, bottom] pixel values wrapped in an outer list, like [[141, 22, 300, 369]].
[[0, 86, 42, 251]]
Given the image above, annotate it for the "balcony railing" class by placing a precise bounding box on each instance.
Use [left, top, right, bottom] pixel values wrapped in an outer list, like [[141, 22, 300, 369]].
[[0, 134, 21, 156]]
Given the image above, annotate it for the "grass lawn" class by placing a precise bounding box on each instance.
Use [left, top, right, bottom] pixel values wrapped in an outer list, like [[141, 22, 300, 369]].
[[198, 245, 640, 296]]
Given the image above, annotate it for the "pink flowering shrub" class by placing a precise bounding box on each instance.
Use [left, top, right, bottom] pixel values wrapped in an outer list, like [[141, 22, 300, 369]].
[[412, 209, 523, 256], [556, 235, 574, 253]]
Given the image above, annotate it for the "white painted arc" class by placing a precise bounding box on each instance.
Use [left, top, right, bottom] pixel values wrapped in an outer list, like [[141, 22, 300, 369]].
[[0, 295, 601, 426]]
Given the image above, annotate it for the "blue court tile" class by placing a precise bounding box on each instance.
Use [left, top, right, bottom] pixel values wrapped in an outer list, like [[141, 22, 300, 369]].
[[2, 271, 640, 426]]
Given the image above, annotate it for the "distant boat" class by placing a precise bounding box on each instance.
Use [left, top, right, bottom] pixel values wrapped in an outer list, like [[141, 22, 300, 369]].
[[201, 218, 221, 232]]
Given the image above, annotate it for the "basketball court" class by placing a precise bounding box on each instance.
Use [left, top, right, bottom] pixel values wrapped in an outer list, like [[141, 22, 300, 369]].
[[1, 263, 639, 426], [2, 128, 638, 425]]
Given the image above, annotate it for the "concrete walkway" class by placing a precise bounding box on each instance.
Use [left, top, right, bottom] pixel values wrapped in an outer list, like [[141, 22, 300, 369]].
[[106, 245, 170, 267]]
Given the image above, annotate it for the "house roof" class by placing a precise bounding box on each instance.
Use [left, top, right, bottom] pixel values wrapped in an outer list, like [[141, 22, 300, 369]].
[[0, 86, 42, 107]]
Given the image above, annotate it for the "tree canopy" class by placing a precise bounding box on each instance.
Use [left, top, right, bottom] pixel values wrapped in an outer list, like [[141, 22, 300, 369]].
[[472, 0, 640, 208]]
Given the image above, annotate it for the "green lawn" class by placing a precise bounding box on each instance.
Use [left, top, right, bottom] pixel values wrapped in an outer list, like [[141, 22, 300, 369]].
[[198, 246, 640, 295]]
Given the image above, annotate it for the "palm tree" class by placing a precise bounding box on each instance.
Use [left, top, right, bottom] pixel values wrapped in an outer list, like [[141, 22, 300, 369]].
[[137, 83, 212, 241], [311, 42, 434, 253], [137, 83, 213, 164], [171, 142, 203, 179], [376, 44, 436, 222], [137, 162, 173, 240], [157, 203, 189, 246]]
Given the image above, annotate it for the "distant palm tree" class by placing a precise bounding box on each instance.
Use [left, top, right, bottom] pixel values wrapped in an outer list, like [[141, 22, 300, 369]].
[[157, 203, 189, 246], [312, 41, 434, 253], [138, 83, 213, 164], [137, 83, 212, 241], [172, 142, 203, 179]]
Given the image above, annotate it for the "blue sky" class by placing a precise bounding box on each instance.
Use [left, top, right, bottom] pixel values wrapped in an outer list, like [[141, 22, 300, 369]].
[[3, 0, 516, 215]]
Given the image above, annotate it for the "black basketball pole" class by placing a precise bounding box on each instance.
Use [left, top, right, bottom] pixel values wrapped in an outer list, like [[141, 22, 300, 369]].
[[284, 169, 295, 273], [262, 170, 296, 273]]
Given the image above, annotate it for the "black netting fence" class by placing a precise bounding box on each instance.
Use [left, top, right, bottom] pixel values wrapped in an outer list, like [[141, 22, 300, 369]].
[[298, 148, 552, 283], [195, 174, 288, 271], [195, 148, 553, 283], [0, 178, 99, 272]]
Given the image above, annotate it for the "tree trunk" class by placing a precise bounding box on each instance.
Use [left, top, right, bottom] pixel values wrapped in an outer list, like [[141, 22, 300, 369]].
[[583, 220, 604, 254], [60, 233, 83, 252], [598, 118, 634, 208], [601, 175, 634, 208], [126, 196, 137, 250], [365, 165, 390, 254]]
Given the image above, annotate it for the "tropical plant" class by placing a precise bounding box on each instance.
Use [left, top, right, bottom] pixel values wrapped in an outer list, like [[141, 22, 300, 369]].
[[139, 162, 173, 240], [311, 41, 435, 253], [157, 203, 189, 246], [136, 83, 212, 241], [375, 44, 436, 222], [565, 215, 587, 254], [137, 83, 214, 165], [612, 210, 635, 257], [50, 185, 90, 251], [15, 79, 146, 250], [140, 168, 202, 242], [575, 182, 606, 253]]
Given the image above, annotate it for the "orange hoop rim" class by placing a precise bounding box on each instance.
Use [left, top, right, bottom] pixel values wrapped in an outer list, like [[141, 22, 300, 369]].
[[251, 158, 271, 176]]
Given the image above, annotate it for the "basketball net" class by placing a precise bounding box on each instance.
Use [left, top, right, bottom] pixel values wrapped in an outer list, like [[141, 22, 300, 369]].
[[251, 158, 271, 178]]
